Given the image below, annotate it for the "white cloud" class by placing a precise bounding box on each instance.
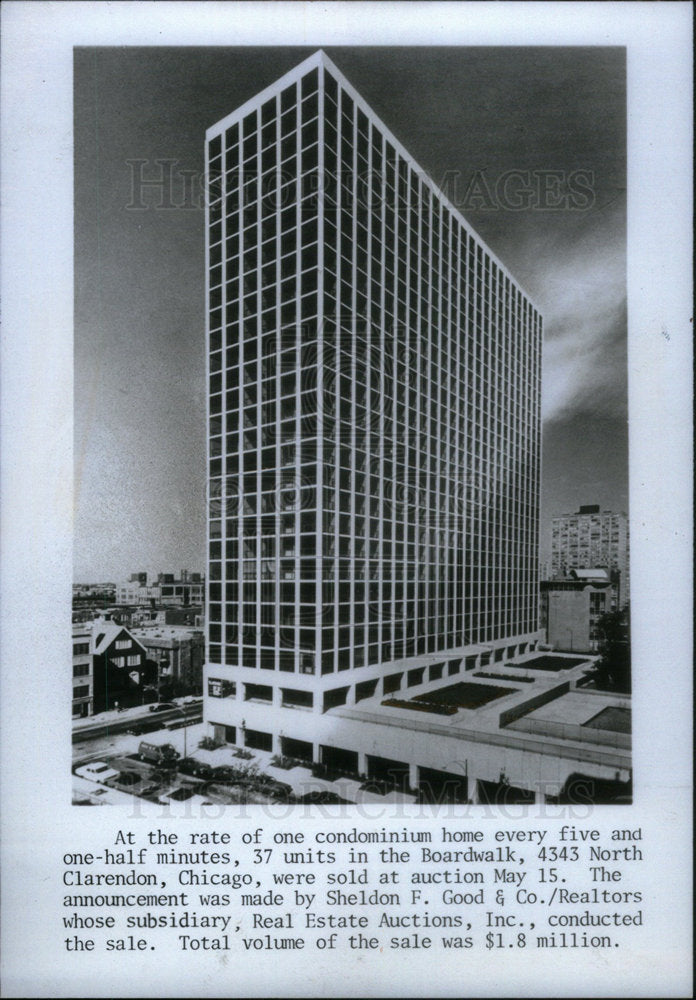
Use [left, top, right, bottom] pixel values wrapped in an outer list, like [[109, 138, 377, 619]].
[[539, 237, 626, 422]]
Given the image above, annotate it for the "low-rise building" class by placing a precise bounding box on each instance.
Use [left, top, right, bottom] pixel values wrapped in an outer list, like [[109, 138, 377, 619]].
[[91, 619, 152, 713], [72, 623, 93, 718], [130, 625, 204, 696], [540, 569, 615, 653], [129, 606, 203, 627], [114, 572, 159, 606], [73, 582, 116, 601], [115, 570, 204, 607]]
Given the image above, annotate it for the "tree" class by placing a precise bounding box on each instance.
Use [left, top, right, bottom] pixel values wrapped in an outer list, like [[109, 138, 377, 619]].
[[592, 603, 631, 693]]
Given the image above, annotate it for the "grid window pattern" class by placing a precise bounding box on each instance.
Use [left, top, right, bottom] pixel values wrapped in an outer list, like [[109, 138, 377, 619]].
[[206, 54, 542, 676]]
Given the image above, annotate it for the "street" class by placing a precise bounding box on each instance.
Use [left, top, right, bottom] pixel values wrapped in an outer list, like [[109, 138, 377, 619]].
[[72, 699, 202, 744]]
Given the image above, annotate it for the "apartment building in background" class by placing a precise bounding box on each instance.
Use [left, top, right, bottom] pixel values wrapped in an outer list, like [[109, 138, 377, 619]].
[[551, 505, 629, 606], [115, 570, 205, 607], [73, 582, 116, 601], [199, 53, 630, 802], [72, 623, 93, 718]]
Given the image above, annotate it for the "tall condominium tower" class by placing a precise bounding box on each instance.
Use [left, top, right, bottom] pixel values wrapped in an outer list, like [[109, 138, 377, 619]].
[[551, 505, 630, 605], [203, 51, 544, 779]]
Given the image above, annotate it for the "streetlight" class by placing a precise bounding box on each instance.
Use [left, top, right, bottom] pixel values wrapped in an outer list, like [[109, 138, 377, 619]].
[[170, 703, 190, 759], [157, 653, 170, 700]]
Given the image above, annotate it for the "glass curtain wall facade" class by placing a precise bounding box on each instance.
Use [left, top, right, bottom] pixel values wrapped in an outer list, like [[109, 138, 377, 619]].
[[205, 52, 541, 717]]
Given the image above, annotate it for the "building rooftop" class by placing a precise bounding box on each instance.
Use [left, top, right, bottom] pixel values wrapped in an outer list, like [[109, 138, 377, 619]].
[[131, 625, 203, 640], [521, 689, 629, 729], [570, 568, 610, 582], [207, 48, 541, 312], [92, 622, 125, 654], [554, 507, 627, 519]]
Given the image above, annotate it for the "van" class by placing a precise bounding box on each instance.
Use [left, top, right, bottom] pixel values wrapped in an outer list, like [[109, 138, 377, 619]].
[[138, 741, 180, 766]]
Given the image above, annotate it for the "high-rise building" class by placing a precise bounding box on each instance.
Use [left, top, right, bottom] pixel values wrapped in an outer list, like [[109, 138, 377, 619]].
[[203, 51, 544, 776], [551, 505, 630, 605]]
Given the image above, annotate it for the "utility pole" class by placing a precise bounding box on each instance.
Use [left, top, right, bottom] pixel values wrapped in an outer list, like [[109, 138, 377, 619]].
[[182, 702, 188, 759]]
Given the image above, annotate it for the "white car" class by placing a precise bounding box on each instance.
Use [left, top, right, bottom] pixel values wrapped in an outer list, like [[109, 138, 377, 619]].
[[75, 761, 120, 784]]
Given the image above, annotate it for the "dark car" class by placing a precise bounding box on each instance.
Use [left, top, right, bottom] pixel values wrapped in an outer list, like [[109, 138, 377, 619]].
[[148, 702, 177, 713], [139, 783, 164, 802], [267, 782, 294, 802], [297, 789, 350, 804], [114, 771, 141, 787], [138, 740, 180, 766], [210, 764, 244, 783], [178, 757, 214, 780]]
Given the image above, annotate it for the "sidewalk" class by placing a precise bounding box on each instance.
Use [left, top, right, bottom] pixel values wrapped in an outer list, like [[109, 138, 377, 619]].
[[138, 722, 208, 756], [73, 702, 152, 731], [74, 717, 419, 805], [73, 697, 203, 732]]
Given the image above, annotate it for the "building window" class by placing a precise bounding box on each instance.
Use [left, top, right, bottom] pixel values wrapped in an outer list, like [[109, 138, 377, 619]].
[[208, 678, 236, 698], [73, 664, 89, 678], [384, 673, 402, 695], [281, 688, 313, 709], [244, 683, 273, 703], [300, 653, 315, 675], [73, 642, 89, 655], [73, 685, 90, 699], [115, 639, 131, 649], [244, 728, 273, 751]]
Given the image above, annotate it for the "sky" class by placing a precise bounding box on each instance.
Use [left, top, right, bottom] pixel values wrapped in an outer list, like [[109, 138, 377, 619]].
[[73, 46, 627, 582]]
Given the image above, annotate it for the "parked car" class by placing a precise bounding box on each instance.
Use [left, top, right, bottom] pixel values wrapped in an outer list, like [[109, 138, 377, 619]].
[[158, 787, 214, 807], [148, 702, 177, 713], [75, 761, 119, 784], [297, 789, 350, 804], [210, 764, 243, 783], [267, 782, 294, 802], [139, 783, 164, 802], [138, 740, 180, 766], [113, 771, 140, 787], [177, 757, 213, 780]]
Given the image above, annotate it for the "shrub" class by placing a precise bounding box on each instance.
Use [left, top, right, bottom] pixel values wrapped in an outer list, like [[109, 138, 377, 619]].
[[198, 735, 223, 750]]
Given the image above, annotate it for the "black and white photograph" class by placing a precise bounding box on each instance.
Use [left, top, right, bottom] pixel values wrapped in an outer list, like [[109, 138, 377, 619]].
[[1, 3, 692, 997], [72, 45, 631, 809]]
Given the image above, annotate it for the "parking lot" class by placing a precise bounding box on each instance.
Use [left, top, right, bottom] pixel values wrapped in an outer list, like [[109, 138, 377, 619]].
[[73, 721, 301, 806], [72, 716, 420, 806]]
